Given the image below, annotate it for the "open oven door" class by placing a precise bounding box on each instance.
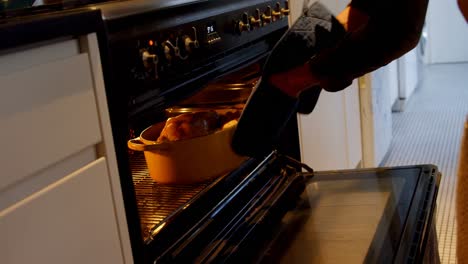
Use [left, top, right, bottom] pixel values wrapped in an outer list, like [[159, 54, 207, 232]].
[[149, 156, 439, 264], [255, 165, 441, 264]]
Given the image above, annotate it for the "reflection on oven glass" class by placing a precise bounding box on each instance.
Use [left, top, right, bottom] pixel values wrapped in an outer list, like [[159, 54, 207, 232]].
[[176, 65, 260, 107]]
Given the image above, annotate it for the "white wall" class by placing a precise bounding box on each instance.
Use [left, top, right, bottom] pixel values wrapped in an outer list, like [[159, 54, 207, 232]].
[[359, 66, 394, 168], [289, 0, 305, 24], [298, 92, 348, 170], [298, 80, 362, 171], [426, 0, 468, 63], [398, 49, 419, 99], [289, 0, 346, 21], [387, 60, 399, 108]]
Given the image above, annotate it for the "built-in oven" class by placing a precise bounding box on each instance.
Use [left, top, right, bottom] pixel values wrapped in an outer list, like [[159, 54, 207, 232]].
[[92, 0, 441, 263], [0, 0, 440, 263], [95, 0, 309, 262], [0, 0, 441, 263]]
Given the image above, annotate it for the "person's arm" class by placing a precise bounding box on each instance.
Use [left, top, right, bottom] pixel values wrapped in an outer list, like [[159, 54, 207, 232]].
[[270, 0, 429, 96], [459, 0, 468, 21], [316, 0, 429, 92]]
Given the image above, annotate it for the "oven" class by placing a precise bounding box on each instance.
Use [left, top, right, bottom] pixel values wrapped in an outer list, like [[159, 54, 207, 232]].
[[95, 0, 308, 262], [0, 0, 441, 263], [89, 0, 442, 263]]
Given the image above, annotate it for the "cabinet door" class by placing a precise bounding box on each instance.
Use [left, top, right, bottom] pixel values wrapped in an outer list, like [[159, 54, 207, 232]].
[[344, 81, 363, 168], [298, 91, 348, 170], [0, 158, 124, 264], [0, 51, 101, 192]]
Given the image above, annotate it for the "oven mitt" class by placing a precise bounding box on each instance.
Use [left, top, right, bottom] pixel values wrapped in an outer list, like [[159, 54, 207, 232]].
[[232, 1, 346, 158]]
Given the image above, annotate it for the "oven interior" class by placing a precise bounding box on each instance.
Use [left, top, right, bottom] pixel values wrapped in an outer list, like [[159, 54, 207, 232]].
[[128, 64, 261, 243]]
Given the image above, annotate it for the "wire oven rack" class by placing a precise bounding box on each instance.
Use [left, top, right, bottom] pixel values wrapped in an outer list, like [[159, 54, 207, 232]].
[[129, 153, 212, 241]]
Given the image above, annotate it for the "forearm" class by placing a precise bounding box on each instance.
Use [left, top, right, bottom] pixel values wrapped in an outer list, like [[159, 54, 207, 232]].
[[312, 0, 429, 91], [459, 0, 468, 21]]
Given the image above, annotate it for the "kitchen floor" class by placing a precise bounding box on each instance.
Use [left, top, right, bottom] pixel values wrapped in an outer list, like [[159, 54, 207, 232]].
[[381, 63, 468, 264]]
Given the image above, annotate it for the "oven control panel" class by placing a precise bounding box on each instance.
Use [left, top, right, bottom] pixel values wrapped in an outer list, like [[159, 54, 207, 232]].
[[131, 0, 289, 83], [235, 1, 290, 34]]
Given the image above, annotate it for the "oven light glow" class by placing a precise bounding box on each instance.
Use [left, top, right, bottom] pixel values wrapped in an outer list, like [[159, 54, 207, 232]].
[[151, 222, 166, 236]]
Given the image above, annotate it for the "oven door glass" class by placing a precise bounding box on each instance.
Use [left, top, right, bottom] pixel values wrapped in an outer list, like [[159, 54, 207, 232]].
[[127, 60, 262, 240], [258, 165, 439, 264]]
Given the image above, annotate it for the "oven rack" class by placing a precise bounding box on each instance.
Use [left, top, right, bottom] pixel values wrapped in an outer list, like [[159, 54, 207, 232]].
[[129, 153, 212, 241]]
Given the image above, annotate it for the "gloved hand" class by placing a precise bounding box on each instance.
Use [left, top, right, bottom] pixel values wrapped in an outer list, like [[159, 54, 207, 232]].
[[232, 2, 347, 158]]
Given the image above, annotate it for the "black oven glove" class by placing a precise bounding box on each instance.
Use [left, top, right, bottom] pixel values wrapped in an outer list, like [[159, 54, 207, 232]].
[[232, 2, 346, 158]]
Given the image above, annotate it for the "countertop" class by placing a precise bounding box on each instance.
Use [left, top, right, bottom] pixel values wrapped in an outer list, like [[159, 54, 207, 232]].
[[0, 7, 103, 51]]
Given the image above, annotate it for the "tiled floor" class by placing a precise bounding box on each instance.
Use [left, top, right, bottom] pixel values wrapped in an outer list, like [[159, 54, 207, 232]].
[[382, 63, 468, 264]]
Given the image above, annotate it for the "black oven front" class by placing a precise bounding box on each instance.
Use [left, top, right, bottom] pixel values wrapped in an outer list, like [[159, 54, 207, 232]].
[[96, 0, 306, 262]]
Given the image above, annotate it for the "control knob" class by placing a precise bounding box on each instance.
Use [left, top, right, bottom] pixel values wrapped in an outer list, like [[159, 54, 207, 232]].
[[183, 27, 200, 53], [262, 6, 273, 24], [141, 48, 159, 79], [164, 40, 180, 63], [236, 12, 250, 33], [250, 9, 262, 28], [272, 2, 282, 21], [281, 0, 290, 16]]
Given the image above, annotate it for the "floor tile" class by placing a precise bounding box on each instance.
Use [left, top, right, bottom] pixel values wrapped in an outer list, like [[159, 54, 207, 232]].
[[382, 63, 468, 264]]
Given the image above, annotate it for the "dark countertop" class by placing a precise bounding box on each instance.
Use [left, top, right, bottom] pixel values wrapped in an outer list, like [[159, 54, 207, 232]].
[[0, 7, 103, 52], [0, 0, 207, 51]]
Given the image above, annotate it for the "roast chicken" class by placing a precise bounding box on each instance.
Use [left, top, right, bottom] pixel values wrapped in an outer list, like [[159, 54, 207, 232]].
[[157, 110, 241, 143]]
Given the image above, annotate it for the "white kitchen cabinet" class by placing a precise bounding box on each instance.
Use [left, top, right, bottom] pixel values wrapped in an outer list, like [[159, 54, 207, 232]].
[[0, 53, 101, 191], [0, 34, 132, 263], [359, 69, 393, 168], [298, 81, 362, 170], [0, 158, 123, 264], [289, 0, 363, 170], [344, 81, 363, 168]]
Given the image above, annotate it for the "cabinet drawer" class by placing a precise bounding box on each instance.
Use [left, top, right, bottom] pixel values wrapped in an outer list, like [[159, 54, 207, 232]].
[[0, 53, 101, 191], [0, 158, 124, 264]]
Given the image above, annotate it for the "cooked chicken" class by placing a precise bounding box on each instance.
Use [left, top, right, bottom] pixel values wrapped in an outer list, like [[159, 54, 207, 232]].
[[219, 110, 241, 125], [222, 120, 238, 129], [157, 111, 220, 143]]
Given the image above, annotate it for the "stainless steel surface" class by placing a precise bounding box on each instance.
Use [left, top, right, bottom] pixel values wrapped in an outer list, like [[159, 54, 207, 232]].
[[130, 153, 212, 241]]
